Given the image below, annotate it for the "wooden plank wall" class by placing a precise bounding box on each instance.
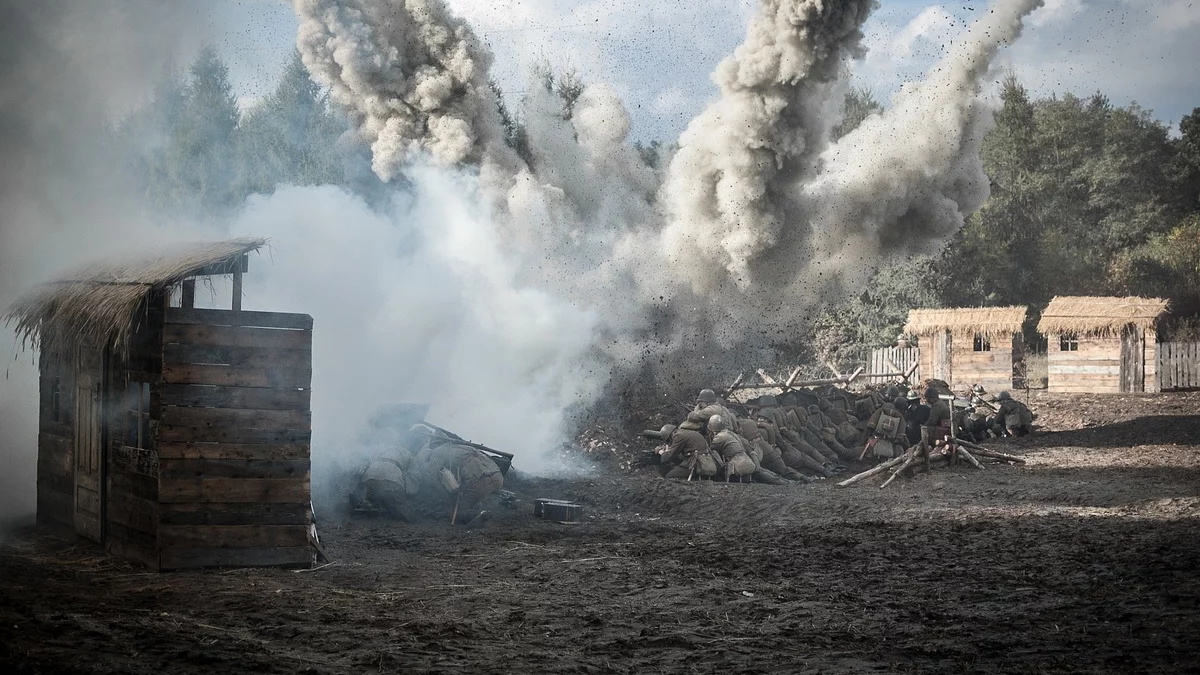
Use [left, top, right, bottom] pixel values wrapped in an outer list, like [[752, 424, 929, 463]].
[[948, 334, 1016, 392], [106, 296, 165, 568], [1159, 342, 1200, 391], [157, 308, 313, 570], [866, 346, 920, 383], [1144, 330, 1159, 393], [36, 341, 75, 535], [1047, 334, 1123, 393]]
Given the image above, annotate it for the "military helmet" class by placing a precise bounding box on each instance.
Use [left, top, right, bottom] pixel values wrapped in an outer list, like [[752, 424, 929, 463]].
[[697, 388, 718, 404], [906, 389, 920, 401], [997, 391, 1012, 401], [973, 384, 986, 394], [759, 394, 779, 407], [708, 414, 727, 431], [679, 419, 702, 431], [807, 404, 820, 413], [779, 393, 798, 406]]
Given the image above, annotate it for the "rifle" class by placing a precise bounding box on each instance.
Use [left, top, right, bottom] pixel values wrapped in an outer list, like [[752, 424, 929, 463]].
[[414, 428, 515, 474]]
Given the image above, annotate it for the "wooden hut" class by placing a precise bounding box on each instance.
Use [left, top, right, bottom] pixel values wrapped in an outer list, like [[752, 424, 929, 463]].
[[903, 307, 1028, 392], [1037, 296, 1166, 393], [4, 238, 314, 570]]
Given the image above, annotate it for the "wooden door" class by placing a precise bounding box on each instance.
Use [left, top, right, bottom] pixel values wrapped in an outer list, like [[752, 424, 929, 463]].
[[931, 331, 952, 383], [73, 346, 104, 543], [1120, 327, 1145, 393]]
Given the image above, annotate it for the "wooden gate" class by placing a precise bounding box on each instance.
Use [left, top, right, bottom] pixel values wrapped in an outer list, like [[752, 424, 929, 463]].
[[73, 345, 104, 543], [867, 346, 920, 383], [1159, 342, 1200, 391]]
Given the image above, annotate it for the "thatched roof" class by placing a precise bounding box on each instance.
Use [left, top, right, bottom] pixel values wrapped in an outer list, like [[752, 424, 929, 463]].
[[1036, 296, 1168, 336], [903, 306, 1027, 337], [4, 238, 266, 355]]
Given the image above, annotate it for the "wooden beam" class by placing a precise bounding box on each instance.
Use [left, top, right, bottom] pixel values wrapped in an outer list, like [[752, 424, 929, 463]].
[[181, 279, 196, 309], [232, 267, 243, 312], [165, 308, 313, 330]]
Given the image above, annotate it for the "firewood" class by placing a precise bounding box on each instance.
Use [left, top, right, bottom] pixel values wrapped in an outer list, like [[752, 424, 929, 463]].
[[879, 454, 919, 489], [955, 446, 985, 470], [835, 453, 909, 488], [963, 446, 1027, 464]]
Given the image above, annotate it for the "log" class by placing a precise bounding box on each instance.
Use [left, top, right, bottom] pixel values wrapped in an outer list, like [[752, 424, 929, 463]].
[[880, 453, 919, 489], [966, 447, 1027, 464], [955, 446, 985, 470], [836, 453, 908, 488]]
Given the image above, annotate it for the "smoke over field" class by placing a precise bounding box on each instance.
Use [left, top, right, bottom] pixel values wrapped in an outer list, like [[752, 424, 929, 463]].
[[285, 0, 1046, 463], [0, 0, 1049, 516]]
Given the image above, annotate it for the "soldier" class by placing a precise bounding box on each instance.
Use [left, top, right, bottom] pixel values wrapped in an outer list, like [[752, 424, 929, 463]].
[[708, 415, 755, 482], [766, 396, 840, 472], [808, 404, 857, 463], [351, 446, 419, 520], [414, 442, 505, 525], [992, 391, 1034, 436], [904, 389, 930, 446], [922, 389, 952, 447], [647, 421, 718, 480], [738, 418, 810, 483], [690, 388, 737, 434], [862, 400, 907, 461], [755, 412, 831, 478]]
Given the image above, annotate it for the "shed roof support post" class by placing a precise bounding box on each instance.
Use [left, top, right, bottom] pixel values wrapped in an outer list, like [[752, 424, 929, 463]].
[[232, 268, 243, 312], [181, 279, 195, 309]]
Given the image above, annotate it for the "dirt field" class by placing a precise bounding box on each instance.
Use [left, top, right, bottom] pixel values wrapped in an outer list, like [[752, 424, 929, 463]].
[[2, 392, 1199, 674]]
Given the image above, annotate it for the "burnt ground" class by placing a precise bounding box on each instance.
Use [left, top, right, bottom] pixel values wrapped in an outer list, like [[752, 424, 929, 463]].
[[2, 392, 1199, 674]]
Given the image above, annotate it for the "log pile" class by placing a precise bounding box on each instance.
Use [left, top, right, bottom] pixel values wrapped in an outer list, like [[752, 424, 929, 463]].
[[835, 438, 1026, 489]]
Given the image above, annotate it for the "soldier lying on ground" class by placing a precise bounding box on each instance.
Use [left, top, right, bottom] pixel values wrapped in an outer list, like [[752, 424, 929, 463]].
[[413, 441, 505, 525], [349, 446, 419, 520]]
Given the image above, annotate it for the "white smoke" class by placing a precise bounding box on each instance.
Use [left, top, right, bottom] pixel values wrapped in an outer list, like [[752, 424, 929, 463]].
[[282, 0, 1048, 467]]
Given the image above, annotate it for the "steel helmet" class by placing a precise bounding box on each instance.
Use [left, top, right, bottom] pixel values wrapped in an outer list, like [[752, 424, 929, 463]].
[[697, 389, 718, 404]]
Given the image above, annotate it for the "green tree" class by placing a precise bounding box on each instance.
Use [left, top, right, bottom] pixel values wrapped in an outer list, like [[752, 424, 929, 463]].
[[832, 86, 883, 140], [234, 51, 345, 197]]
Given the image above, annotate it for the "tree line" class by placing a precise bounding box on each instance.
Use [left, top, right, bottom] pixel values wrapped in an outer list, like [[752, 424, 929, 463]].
[[117, 50, 1200, 361]]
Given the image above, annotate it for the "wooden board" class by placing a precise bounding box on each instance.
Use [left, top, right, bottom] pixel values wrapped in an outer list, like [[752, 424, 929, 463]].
[[37, 433, 73, 479], [159, 546, 311, 570], [108, 469, 159, 501], [36, 489, 74, 530], [163, 343, 311, 370], [158, 459, 310, 480], [159, 384, 310, 411], [158, 524, 310, 549], [158, 477, 310, 503], [159, 406, 310, 431], [165, 308, 313, 330], [163, 323, 312, 350], [105, 490, 158, 535], [158, 425, 312, 445], [160, 502, 309, 527], [161, 363, 312, 389], [157, 442, 310, 461]]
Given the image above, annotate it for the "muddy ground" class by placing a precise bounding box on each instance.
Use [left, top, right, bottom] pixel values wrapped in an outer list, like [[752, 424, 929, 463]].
[[2, 392, 1199, 674]]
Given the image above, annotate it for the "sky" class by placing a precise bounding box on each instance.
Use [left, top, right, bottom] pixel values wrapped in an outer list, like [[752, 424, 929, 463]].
[[203, 0, 1199, 142]]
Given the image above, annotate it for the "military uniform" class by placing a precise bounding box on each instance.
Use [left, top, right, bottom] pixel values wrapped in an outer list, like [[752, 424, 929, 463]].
[[662, 424, 715, 479], [357, 447, 419, 519], [415, 443, 504, 523], [864, 404, 906, 460]]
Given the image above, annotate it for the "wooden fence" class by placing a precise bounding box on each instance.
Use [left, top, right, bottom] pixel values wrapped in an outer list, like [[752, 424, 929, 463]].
[[1159, 342, 1200, 391], [866, 346, 920, 384]]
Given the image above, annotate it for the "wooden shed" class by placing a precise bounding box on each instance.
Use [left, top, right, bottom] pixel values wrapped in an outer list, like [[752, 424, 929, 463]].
[[4, 238, 315, 570], [1037, 296, 1166, 393], [903, 306, 1028, 392]]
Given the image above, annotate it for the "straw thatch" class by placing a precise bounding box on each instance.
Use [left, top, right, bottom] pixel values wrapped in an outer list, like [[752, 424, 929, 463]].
[[903, 306, 1027, 338], [4, 238, 266, 355], [1036, 296, 1168, 336]]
